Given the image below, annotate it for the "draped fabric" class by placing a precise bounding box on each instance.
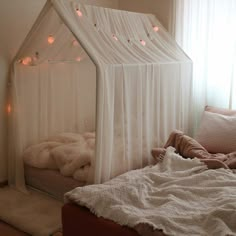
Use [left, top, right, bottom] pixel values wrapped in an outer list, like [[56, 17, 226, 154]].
[[173, 0, 236, 132], [8, 0, 192, 190]]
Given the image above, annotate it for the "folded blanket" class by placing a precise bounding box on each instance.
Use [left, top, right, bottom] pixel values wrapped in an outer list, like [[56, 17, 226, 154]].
[[224, 152, 236, 169], [65, 147, 236, 236], [153, 130, 236, 169]]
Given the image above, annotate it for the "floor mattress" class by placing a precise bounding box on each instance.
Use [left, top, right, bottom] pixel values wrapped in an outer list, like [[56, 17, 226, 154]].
[[24, 165, 85, 200]]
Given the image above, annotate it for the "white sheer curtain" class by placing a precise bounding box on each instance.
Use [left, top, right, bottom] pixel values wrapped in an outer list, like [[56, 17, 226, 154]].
[[53, 0, 193, 183], [173, 0, 236, 131]]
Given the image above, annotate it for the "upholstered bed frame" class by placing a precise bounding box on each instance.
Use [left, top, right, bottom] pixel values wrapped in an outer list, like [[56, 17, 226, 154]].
[[62, 203, 166, 236], [25, 165, 85, 200]]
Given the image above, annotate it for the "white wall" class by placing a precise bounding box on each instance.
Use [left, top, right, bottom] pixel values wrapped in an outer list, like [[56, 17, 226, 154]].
[[119, 0, 173, 31], [0, 53, 8, 182], [0, 0, 119, 182], [0, 0, 47, 182]]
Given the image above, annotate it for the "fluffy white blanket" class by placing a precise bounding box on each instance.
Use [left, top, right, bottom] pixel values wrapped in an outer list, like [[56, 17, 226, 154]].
[[23, 132, 95, 181], [65, 147, 236, 236]]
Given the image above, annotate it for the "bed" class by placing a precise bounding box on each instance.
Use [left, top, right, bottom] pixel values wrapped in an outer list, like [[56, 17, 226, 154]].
[[62, 148, 236, 236], [61, 107, 236, 236], [23, 132, 95, 199], [62, 203, 147, 236], [62, 203, 166, 236], [24, 165, 85, 200]]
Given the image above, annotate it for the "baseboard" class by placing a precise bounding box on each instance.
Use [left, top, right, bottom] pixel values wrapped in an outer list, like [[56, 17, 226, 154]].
[[0, 181, 8, 188]]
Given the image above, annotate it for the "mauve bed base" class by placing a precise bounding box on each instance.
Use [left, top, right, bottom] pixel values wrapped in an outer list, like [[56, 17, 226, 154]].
[[62, 203, 138, 236], [62, 203, 167, 236], [24, 165, 85, 200]]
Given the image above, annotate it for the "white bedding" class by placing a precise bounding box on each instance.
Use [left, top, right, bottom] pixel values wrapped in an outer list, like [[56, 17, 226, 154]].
[[23, 132, 95, 182], [65, 147, 236, 236]]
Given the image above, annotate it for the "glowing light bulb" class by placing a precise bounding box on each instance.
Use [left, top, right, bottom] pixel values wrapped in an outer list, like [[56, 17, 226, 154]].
[[140, 40, 146, 46], [48, 35, 55, 44], [76, 9, 82, 17], [112, 35, 118, 41], [153, 26, 159, 32], [72, 39, 79, 46], [76, 57, 81, 62], [22, 57, 32, 65], [7, 104, 11, 114]]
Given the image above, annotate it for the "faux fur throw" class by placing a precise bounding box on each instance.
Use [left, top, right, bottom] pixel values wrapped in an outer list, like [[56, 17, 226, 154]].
[[65, 147, 236, 236], [23, 132, 95, 181]]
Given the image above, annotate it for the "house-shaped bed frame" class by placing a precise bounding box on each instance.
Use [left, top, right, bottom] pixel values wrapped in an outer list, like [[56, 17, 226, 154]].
[[8, 0, 192, 192]]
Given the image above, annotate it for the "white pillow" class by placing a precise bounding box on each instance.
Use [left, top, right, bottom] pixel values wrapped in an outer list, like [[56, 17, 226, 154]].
[[195, 111, 236, 154]]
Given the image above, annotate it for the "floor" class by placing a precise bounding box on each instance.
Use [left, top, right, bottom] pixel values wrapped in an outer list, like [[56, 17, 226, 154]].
[[0, 183, 62, 236], [0, 221, 29, 236], [0, 221, 63, 236]]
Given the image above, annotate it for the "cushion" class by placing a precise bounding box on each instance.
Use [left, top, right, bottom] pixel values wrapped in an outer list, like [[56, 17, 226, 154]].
[[195, 111, 236, 154], [205, 105, 236, 116]]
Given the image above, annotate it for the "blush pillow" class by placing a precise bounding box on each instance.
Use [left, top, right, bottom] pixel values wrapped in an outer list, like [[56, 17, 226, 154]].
[[205, 105, 236, 116], [195, 111, 236, 154]]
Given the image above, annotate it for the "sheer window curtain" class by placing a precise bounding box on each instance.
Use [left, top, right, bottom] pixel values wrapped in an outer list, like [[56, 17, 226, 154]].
[[172, 0, 236, 132]]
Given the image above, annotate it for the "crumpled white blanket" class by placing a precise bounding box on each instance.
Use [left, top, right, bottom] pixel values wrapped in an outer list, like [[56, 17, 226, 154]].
[[65, 147, 236, 236], [23, 132, 95, 181]]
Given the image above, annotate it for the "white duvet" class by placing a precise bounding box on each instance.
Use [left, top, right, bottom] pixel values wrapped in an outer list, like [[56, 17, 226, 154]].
[[65, 147, 236, 236], [23, 132, 95, 181]]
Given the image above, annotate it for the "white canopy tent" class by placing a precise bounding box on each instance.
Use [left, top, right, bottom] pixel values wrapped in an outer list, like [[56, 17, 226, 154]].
[[8, 0, 192, 191]]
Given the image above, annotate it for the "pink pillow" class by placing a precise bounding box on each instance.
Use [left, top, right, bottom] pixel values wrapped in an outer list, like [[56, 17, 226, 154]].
[[205, 105, 236, 116], [196, 111, 236, 154]]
